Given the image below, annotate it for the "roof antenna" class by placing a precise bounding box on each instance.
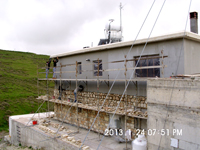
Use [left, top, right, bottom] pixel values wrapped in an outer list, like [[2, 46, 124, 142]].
[[108, 19, 114, 43], [120, 2, 124, 41]]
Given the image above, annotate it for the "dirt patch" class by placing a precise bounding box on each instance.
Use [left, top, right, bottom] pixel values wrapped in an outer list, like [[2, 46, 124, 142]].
[[0, 131, 8, 138], [0, 131, 32, 150], [0, 142, 32, 150], [0, 131, 8, 144]]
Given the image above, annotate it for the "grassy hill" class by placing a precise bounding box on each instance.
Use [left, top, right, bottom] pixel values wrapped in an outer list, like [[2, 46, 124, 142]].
[[0, 49, 54, 131]]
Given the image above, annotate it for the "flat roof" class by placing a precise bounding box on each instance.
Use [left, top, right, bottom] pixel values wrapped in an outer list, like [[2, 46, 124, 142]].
[[50, 31, 200, 58]]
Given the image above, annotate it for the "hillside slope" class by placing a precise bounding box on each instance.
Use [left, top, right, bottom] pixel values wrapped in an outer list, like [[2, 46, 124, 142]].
[[0, 49, 53, 131]]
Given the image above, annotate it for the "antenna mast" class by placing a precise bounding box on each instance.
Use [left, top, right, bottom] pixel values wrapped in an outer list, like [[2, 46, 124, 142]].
[[120, 2, 123, 41]]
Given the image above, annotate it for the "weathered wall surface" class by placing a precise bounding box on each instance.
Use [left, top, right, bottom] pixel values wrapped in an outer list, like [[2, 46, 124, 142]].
[[10, 118, 79, 150], [54, 103, 136, 136], [55, 104, 110, 134], [55, 90, 147, 109], [184, 39, 200, 75], [55, 38, 186, 96], [53, 89, 147, 136], [147, 78, 200, 150]]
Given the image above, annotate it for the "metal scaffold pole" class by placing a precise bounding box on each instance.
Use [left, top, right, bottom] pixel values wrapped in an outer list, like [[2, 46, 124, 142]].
[[85, 76, 88, 104], [86, 76, 89, 129], [70, 76, 71, 99], [47, 73, 49, 119], [161, 50, 164, 77], [60, 63, 62, 120], [37, 65, 40, 119], [70, 76, 72, 123], [124, 55, 128, 150], [76, 61, 79, 132], [97, 58, 100, 140]]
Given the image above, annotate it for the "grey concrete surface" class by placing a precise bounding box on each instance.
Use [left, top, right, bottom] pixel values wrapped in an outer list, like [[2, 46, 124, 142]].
[[53, 31, 200, 97], [9, 113, 132, 150], [147, 78, 200, 150]]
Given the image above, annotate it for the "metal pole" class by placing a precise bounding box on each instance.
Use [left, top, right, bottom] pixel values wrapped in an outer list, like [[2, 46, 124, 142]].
[[86, 76, 89, 129], [108, 23, 111, 43], [124, 55, 128, 150], [86, 76, 88, 104], [70, 76, 71, 99], [70, 76, 72, 124], [60, 63, 62, 120], [107, 75, 109, 108], [120, 2, 123, 41], [161, 50, 164, 77], [97, 58, 100, 140], [108, 19, 114, 43], [76, 61, 79, 132], [47, 72, 49, 119], [37, 65, 40, 119], [108, 75, 109, 90], [136, 81, 138, 109]]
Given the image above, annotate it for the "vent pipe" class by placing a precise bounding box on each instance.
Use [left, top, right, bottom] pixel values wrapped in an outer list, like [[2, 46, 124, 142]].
[[190, 12, 198, 34]]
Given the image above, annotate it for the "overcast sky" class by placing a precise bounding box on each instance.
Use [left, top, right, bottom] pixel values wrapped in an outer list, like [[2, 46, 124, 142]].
[[0, 0, 199, 55]]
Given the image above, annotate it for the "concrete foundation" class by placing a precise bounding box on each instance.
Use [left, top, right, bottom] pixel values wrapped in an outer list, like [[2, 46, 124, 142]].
[[9, 113, 78, 150], [8, 112, 132, 150]]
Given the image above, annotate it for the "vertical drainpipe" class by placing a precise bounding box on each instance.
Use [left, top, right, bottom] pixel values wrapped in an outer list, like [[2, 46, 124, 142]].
[[190, 12, 198, 34]]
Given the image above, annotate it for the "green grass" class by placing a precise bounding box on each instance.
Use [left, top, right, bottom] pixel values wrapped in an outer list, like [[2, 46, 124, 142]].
[[0, 49, 54, 131]]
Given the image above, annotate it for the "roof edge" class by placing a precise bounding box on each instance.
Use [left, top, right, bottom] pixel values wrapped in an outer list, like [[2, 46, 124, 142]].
[[50, 31, 200, 58]]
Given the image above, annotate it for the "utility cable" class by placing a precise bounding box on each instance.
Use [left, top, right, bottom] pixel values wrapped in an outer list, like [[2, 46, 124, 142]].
[[79, 70, 120, 149], [79, 0, 156, 149], [37, 99, 77, 143], [97, 0, 167, 149], [24, 100, 46, 128], [157, 0, 192, 149], [53, 99, 77, 137]]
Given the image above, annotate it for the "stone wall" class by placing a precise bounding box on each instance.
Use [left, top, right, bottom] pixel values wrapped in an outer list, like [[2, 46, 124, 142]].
[[53, 90, 147, 137], [55, 103, 109, 134], [54, 90, 147, 109]]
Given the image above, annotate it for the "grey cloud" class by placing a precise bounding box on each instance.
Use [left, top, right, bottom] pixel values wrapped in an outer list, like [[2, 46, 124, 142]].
[[7, 0, 125, 47], [1, 0, 197, 55]]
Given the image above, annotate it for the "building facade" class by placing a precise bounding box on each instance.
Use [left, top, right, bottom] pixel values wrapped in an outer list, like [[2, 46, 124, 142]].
[[46, 31, 200, 138]]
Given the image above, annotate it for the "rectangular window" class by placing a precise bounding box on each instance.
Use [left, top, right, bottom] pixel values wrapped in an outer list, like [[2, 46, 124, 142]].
[[93, 60, 102, 76], [78, 62, 82, 74], [135, 55, 160, 77]]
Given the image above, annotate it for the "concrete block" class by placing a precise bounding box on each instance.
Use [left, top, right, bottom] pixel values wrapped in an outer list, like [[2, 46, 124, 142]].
[[147, 79, 200, 150]]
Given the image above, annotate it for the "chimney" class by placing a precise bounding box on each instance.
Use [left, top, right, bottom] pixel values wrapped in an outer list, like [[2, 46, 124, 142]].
[[190, 12, 198, 34]]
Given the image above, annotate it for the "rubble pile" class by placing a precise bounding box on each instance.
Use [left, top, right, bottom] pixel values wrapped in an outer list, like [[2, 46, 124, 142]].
[[37, 121, 92, 150], [38, 125, 57, 135]]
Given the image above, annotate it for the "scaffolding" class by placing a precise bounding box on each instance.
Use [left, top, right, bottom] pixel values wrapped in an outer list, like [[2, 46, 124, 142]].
[[37, 52, 167, 148]]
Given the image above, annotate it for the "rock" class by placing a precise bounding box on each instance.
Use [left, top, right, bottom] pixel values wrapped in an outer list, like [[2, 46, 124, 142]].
[[67, 137, 74, 141], [71, 139, 76, 143], [82, 146, 90, 150], [62, 134, 68, 138]]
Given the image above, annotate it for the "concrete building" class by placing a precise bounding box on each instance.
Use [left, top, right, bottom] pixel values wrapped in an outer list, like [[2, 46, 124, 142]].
[[46, 31, 200, 140], [7, 30, 200, 149], [51, 31, 200, 96]]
